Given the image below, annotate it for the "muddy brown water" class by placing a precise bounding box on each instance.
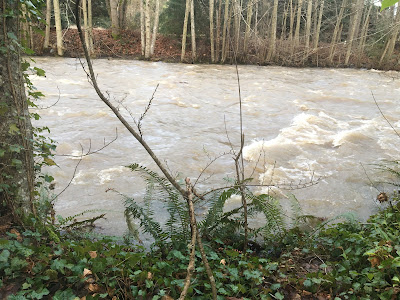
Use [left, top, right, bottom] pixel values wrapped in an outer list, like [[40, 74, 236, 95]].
[[31, 57, 400, 238]]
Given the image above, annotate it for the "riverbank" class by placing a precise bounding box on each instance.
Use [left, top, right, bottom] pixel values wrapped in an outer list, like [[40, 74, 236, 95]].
[[33, 28, 397, 70]]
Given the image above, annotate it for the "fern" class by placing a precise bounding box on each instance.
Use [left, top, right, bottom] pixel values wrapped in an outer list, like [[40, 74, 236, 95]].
[[124, 163, 189, 244]]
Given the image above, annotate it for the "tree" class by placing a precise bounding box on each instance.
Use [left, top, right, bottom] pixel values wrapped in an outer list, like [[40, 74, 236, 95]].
[[0, 0, 35, 218], [53, 0, 63, 55]]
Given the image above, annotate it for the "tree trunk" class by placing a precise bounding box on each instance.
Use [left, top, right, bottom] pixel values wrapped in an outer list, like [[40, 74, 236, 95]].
[[140, 0, 145, 55], [233, 0, 241, 55], [294, 0, 303, 47], [88, 0, 94, 55], [380, 9, 400, 63], [190, 0, 196, 61], [215, 0, 222, 61], [345, 0, 364, 64], [221, 0, 230, 62], [210, 0, 215, 62], [0, 0, 35, 217], [144, 0, 151, 58], [266, 0, 278, 61], [150, 0, 160, 56], [53, 0, 63, 55], [289, 0, 294, 42], [82, 0, 89, 50], [329, 0, 347, 62], [110, 0, 120, 37], [313, 0, 324, 49], [304, 0, 313, 50], [181, 0, 191, 61], [358, 4, 372, 56], [44, 0, 52, 49], [244, 0, 253, 54]]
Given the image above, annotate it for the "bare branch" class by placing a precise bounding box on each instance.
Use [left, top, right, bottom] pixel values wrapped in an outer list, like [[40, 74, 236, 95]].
[[371, 90, 400, 139], [56, 128, 118, 158]]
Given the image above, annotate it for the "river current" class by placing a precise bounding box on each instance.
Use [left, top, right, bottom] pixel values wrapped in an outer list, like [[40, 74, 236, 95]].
[[31, 57, 400, 236]]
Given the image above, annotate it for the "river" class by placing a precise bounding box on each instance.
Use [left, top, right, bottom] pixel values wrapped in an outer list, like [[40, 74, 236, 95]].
[[31, 57, 400, 236]]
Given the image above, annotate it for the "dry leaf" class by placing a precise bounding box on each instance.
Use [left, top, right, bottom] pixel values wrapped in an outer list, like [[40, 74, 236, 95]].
[[220, 259, 226, 265], [147, 272, 153, 279], [10, 229, 22, 241], [88, 283, 101, 293], [370, 257, 380, 268], [88, 251, 97, 259], [83, 268, 92, 277]]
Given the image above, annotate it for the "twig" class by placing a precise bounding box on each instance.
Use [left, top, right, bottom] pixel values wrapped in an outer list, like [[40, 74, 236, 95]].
[[136, 84, 159, 138], [179, 178, 197, 300], [52, 144, 84, 201], [36, 86, 62, 110], [372, 90, 400, 139], [56, 128, 118, 157]]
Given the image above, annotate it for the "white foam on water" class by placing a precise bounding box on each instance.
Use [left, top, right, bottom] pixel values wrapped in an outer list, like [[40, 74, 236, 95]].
[[98, 166, 128, 185]]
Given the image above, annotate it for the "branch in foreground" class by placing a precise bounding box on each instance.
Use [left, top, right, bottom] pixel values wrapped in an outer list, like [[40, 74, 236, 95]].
[[74, 2, 217, 298]]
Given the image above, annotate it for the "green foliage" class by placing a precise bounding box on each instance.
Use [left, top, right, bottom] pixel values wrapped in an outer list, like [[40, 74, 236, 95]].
[[381, 0, 399, 10]]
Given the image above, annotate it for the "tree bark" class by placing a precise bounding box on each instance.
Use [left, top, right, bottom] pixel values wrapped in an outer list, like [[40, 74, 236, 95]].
[[0, 0, 35, 218], [244, 0, 253, 54], [345, 0, 364, 64], [140, 0, 145, 55], [150, 0, 160, 56], [266, 0, 278, 61], [215, 0, 222, 61], [210, 0, 215, 62], [190, 0, 196, 61], [44, 0, 52, 49], [181, 0, 191, 61], [88, 0, 94, 55], [144, 0, 151, 58], [313, 0, 324, 49], [329, 0, 347, 62], [304, 0, 313, 50], [82, 0, 89, 50], [294, 0, 303, 47], [53, 0, 63, 55], [110, 0, 120, 37], [380, 9, 400, 63]]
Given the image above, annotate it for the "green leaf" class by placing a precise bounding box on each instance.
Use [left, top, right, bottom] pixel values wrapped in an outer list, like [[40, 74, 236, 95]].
[[274, 292, 285, 300], [34, 67, 45, 77], [22, 282, 32, 289], [9, 123, 20, 135], [381, 0, 399, 10], [43, 157, 57, 166], [7, 32, 17, 41], [0, 250, 10, 262]]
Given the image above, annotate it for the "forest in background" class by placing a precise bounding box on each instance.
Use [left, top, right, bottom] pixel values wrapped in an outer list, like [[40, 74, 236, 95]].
[[24, 0, 400, 69]]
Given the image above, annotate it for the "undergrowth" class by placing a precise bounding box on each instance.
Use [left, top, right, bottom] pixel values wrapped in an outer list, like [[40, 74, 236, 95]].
[[2, 179, 400, 299]]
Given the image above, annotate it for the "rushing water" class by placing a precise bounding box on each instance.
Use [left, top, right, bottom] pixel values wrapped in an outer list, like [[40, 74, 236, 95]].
[[31, 57, 400, 236]]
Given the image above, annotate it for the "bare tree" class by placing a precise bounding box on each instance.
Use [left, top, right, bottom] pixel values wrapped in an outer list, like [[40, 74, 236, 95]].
[[53, 0, 63, 55], [267, 0, 278, 61], [44, 0, 52, 49], [110, 0, 120, 37], [210, 0, 215, 62], [329, 0, 347, 62], [345, 0, 364, 64]]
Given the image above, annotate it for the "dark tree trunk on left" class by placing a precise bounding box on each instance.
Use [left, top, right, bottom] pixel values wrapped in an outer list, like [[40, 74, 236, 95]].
[[0, 0, 35, 219]]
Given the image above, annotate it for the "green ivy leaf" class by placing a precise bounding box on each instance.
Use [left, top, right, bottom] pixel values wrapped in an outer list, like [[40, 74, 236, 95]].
[[8, 123, 20, 135], [34, 67, 45, 77], [0, 250, 10, 262]]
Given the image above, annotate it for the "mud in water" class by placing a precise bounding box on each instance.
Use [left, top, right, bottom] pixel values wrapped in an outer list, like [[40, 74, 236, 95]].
[[31, 57, 400, 237]]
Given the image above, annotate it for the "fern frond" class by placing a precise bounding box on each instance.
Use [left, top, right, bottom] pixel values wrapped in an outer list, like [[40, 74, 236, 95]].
[[124, 195, 166, 242]]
